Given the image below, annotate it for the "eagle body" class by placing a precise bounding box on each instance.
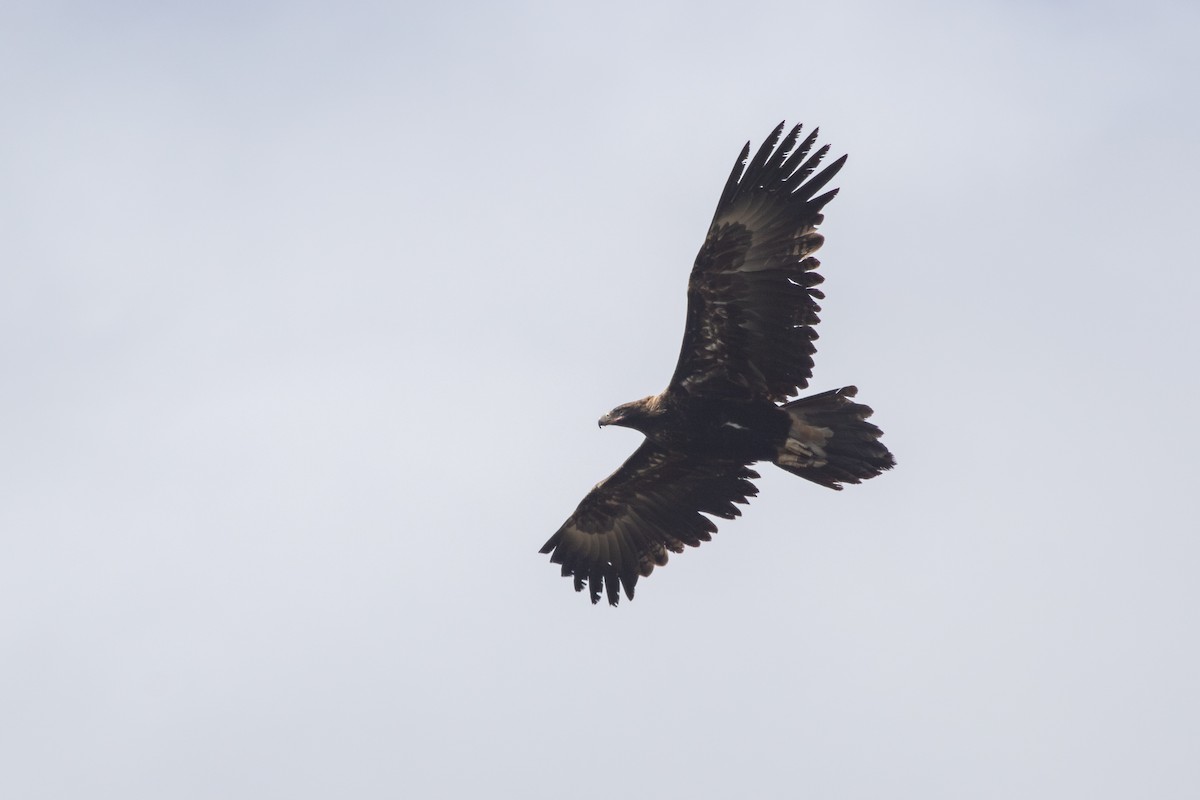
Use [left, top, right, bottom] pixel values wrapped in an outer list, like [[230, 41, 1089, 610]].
[[541, 123, 895, 605], [601, 391, 787, 465]]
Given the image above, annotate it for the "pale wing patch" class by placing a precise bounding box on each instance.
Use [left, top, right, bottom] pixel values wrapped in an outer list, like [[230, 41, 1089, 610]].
[[777, 417, 833, 469]]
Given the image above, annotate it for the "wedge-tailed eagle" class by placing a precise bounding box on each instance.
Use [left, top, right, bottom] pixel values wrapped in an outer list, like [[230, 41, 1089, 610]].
[[540, 122, 895, 605]]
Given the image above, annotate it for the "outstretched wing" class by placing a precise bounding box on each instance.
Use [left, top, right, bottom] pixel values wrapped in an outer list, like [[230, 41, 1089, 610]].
[[540, 442, 759, 605], [669, 122, 846, 402]]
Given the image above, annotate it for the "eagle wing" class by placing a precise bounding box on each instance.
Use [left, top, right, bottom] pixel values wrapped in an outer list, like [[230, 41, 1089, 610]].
[[669, 122, 846, 402], [539, 441, 759, 605]]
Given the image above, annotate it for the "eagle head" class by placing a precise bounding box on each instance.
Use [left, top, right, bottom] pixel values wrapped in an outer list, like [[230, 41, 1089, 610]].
[[598, 396, 660, 430]]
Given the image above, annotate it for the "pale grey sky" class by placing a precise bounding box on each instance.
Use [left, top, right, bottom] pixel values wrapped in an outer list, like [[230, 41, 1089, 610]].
[[3, 1, 1199, 797]]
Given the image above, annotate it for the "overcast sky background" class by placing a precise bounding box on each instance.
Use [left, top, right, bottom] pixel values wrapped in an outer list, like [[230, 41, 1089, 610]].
[[3, 1, 1199, 797]]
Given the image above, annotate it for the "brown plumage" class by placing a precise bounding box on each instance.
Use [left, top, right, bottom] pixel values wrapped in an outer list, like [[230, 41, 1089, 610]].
[[540, 122, 895, 605]]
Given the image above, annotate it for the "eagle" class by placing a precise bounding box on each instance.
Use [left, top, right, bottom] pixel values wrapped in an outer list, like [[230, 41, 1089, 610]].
[[540, 122, 895, 605]]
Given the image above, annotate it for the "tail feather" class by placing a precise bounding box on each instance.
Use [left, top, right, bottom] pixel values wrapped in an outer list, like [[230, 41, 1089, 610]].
[[775, 386, 894, 490]]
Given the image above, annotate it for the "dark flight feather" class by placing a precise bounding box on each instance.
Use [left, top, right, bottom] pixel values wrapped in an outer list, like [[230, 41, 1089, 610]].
[[670, 127, 845, 402], [540, 442, 760, 604]]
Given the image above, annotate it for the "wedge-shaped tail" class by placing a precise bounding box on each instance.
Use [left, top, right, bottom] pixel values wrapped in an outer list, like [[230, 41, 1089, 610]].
[[775, 386, 895, 489]]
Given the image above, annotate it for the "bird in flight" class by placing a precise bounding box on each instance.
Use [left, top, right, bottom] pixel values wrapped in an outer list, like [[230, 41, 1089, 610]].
[[540, 122, 895, 605]]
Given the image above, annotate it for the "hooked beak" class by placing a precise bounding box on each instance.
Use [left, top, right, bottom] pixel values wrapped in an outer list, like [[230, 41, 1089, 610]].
[[598, 411, 619, 428]]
